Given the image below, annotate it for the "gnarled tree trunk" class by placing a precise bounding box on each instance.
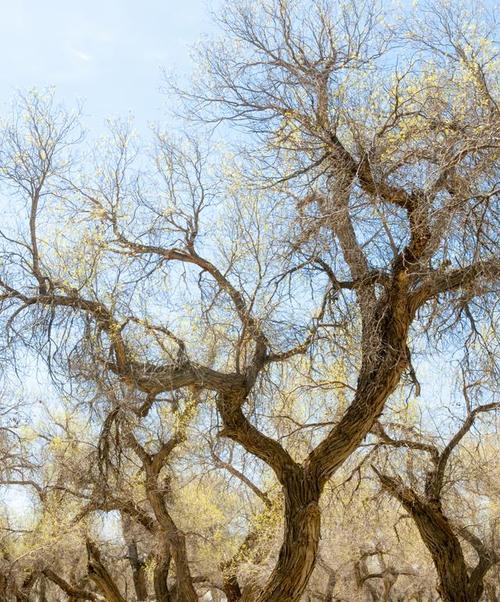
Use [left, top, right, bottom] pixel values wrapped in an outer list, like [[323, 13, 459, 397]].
[[409, 502, 477, 602], [256, 471, 321, 602], [147, 486, 197, 602], [127, 430, 198, 602], [376, 473, 484, 602]]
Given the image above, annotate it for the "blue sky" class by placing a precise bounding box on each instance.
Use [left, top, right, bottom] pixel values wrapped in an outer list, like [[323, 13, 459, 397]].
[[0, 0, 219, 132], [0, 0, 478, 420], [2, 0, 496, 133]]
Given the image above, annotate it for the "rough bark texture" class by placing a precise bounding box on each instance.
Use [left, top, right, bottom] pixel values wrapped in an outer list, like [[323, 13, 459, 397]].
[[214, 287, 413, 602], [37, 575, 47, 602], [42, 570, 98, 602], [86, 541, 126, 602], [154, 543, 172, 602], [256, 471, 321, 602], [121, 514, 148, 601], [221, 571, 243, 602], [126, 431, 198, 602], [147, 488, 197, 602], [126, 540, 148, 602], [376, 473, 485, 602], [0, 572, 9, 602], [410, 502, 478, 602]]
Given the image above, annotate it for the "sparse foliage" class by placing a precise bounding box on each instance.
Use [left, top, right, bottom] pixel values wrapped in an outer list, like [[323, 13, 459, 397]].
[[0, 0, 498, 600]]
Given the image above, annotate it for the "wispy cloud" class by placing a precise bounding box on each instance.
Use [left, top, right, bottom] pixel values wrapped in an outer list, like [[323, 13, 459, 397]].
[[72, 49, 92, 62]]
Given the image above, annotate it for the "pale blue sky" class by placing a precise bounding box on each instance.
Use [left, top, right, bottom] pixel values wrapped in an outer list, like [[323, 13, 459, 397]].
[[1, 0, 496, 132], [0, 0, 218, 132]]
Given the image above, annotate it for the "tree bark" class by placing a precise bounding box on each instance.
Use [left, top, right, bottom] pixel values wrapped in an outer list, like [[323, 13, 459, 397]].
[[375, 473, 484, 602], [323, 571, 336, 602], [87, 541, 126, 602], [37, 575, 48, 602], [126, 430, 198, 602], [256, 471, 321, 602], [484, 583, 499, 602], [220, 518, 267, 602], [43, 569, 98, 602], [121, 514, 148, 601], [221, 570, 243, 602], [146, 486, 197, 602], [126, 539, 148, 602], [154, 535, 172, 602], [410, 502, 477, 602], [0, 575, 7, 602], [217, 307, 411, 602]]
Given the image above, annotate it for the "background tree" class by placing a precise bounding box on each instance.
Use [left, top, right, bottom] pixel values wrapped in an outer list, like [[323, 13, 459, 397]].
[[372, 379, 499, 602]]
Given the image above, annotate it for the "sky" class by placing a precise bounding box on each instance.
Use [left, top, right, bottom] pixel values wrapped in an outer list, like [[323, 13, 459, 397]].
[[1, 0, 496, 132], [1, 0, 489, 426], [0, 0, 219, 133]]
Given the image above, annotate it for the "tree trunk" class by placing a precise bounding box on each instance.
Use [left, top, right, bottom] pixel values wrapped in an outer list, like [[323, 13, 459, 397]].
[[167, 530, 198, 602], [221, 571, 242, 602], [154, 537, 172, 602], [121, 512, 148, 602], [0, 572, 8, 602], [323, 571, 336, 602], [146, 477, 198, 602], [38, 575, 48, 602], [125, 539, 148, 602], [87, 541, 126, 602], [256, 472, 321, 602], [251, 346, 408, 602], [216, 295, 413, 602], [220, 521, 267, 602], [376, 475, 482, 602], [484, 583, 499, 602], [121, 514, 148, 602], [410, 503, 476, 602]]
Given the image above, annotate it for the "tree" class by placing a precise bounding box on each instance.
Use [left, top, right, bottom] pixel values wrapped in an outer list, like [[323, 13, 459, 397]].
[[0, 0, 498, 599], [372, 381, 499, 601]]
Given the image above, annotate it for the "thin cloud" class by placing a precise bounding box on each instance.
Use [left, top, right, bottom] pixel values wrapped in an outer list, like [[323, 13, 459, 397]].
[[72, 49, 92, 62]]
